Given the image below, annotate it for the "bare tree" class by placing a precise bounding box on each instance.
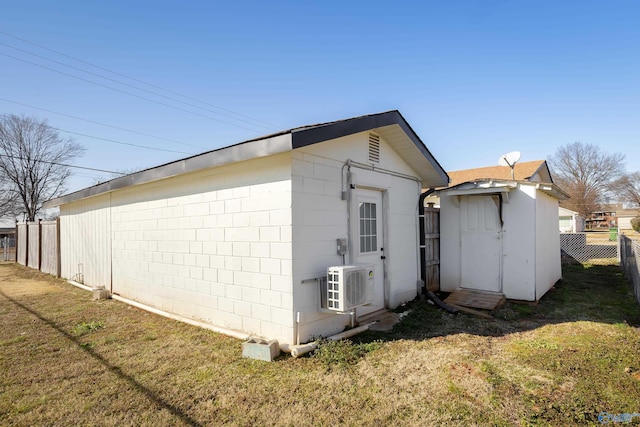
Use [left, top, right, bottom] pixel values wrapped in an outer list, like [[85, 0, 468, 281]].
[[0, 114, 84, 221], [547, 142, 625, 218], [613, 172, 640, 207], [91, 168, 136, 186]]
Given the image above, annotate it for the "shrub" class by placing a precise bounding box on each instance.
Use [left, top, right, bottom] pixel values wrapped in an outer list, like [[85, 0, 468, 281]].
[[631, 217, 640, 233]]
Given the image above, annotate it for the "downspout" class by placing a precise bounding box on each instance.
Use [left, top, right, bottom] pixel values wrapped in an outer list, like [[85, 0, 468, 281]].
[[418, 189, 458, 314]]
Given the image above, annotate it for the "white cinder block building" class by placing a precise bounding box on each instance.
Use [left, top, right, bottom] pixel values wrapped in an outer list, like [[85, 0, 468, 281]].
[[44, 111, 449, 346]]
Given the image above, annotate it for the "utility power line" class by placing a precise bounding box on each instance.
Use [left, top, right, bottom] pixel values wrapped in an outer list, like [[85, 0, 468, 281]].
[[0, 30, 281, 130], [0, 154, 125, 175], [0, 40, 277, 132], [0, 51, 271, 134], [0, 98, 206, 149], [0, 113, 195, 156]]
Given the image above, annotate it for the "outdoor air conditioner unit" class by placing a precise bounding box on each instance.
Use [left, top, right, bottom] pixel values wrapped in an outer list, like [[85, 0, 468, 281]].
[[323, 265, 374, 312]]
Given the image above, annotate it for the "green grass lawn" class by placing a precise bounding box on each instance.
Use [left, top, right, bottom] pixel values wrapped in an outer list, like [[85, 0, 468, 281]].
[[1, 262, 639, 426]]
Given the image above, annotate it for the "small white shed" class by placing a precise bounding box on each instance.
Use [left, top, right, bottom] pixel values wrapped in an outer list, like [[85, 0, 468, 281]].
[[438, 179, 568, 301], [558, 207, 584, 233], [44, 111, 449, 347]]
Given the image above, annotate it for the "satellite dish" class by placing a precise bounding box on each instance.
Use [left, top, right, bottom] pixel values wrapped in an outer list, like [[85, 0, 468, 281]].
[[498, 151, 521, 179]]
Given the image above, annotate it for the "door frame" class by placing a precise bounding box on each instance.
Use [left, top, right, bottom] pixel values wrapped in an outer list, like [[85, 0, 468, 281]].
[[349, 185, 389, 310]]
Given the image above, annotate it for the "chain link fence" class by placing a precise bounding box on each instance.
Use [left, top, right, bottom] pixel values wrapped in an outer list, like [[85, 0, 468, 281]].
[[560, 232, 619, 265], [620, 235, 640, 305]]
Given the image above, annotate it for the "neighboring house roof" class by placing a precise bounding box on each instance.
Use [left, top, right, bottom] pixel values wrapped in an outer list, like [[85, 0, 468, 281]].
[[0, 218, 16, 227], [0, 218, 16, 233], [447, 160, 551, 187], [44, 110, 450, 208], [616, 208, 640, 218]]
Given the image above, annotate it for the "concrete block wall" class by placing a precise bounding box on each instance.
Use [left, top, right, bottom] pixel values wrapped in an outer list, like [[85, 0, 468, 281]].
[[60, 194, 112, 288], [291, 149, 349, 341], [109, 154, 294, 343], [291, 131, 423, 342]]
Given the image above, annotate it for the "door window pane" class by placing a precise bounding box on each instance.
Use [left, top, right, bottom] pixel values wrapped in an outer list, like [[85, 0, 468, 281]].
[[359, 202, 377, 253]]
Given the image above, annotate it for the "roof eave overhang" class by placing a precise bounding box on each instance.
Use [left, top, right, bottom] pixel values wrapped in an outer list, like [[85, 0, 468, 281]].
[[44, 110, 450, 208], [535, 183, 570, 200], [43, 133, 293, 208], [292, 110, 449, 187], [440, 179, 569, 200]]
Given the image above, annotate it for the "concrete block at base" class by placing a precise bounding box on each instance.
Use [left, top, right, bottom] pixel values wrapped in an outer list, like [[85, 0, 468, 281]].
[[93, 288, 110, 300], [242, 338, 280, 361]]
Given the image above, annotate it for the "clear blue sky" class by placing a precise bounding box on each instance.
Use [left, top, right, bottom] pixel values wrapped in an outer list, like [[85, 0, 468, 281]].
[[2, 1, 639, 193]]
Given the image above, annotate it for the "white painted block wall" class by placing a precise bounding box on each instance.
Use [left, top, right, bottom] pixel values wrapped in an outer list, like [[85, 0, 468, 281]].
[[60, 193, 112, 288], [60, 130, 427, 345], [291, 131, 423, 342], [110, 154, 294, 343], [61, 154, 295, 344]]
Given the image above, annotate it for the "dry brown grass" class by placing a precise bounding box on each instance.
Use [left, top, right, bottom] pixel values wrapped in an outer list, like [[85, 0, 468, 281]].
[[2, 261, 640, 426]]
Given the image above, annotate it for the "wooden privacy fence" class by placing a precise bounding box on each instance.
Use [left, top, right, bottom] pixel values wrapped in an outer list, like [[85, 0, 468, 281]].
[[421, 203, 440, 291], [16, 219, 61, 277]]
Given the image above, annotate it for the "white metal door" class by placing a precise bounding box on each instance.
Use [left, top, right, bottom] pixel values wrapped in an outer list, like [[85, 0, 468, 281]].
[[460, 195, 502, 292], [353, 188, 385, 315]]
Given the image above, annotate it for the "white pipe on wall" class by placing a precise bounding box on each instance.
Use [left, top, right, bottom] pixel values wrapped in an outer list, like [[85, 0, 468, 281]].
[[66, 279, 251, 341], [282, 322, 376, 358]]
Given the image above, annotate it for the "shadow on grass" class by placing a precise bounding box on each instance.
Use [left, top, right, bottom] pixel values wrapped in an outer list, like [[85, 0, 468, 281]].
[[0, 289, 202, 427], [355, 263, 640, 344]]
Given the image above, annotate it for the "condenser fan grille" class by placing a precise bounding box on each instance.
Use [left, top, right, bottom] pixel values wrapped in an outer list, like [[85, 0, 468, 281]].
[[345, 270, 367, 305]]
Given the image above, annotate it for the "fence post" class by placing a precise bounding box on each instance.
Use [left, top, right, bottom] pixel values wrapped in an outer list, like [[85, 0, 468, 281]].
[[24, 222, 28, 267], [618, 234, 621, 264], [38, 219, 43, 272], [56, 217, 61, 277], [14, 220, 18, 264]]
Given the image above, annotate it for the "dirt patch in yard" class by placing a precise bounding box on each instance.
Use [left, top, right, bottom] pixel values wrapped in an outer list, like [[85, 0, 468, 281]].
[[0, 261, 64, 297]]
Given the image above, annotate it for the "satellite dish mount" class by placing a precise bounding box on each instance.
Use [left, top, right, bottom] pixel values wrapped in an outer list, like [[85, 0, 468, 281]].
[[498, 151, 521, 180]]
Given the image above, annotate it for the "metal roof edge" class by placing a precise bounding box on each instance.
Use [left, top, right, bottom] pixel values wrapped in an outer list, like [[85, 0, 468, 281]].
[[43, 133, 293, 208], [44, 110, 450, 208]]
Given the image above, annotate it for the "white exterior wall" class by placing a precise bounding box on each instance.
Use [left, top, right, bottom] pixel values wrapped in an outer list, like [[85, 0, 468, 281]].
[[535, 191, 562, 300], [440, 184, 561, 301], [559, 207, 584, 233], [501, 186, 537, 301], [58, 154, 295, 343], [58, 131, 430, 344], [60, 193, 112, 288], [291, 132, 423, 342], [619, 216, 634, 231], [109, 154, 293, 343]]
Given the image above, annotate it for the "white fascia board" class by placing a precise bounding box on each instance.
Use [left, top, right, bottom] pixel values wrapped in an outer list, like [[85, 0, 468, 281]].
[[44, 133, 292, 208]]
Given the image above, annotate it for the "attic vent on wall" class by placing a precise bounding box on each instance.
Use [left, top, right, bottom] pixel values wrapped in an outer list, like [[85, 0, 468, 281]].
[[368, 133, 380, 163]]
